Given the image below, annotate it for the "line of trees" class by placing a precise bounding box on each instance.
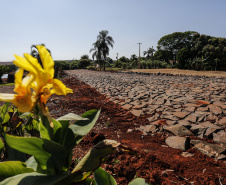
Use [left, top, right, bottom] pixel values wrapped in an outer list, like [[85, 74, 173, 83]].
[[3, 30, 224, 76], [154, 31, 226, 71]]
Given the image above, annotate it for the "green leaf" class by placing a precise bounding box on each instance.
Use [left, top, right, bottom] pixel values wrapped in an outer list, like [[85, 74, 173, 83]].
[[72, 140, 120, 173], [0, 172, 74, 185], [94, 167, 117, 185], [56, 113, 88, 121], [0, 102, 11, 124], [19, 112, 33, 119], [69, 109, 100, 145], [40, 114, 54, 141], [25, 156, 38, 171], [0, 138, 4, 152], [5, 134, 67, 175], [85, 177, 97, 185], [1, 102, 10, 116], [7, 147, 27, 162], [128, 178, 150, 185], [0, 161, 34, 181], [24, 119, 40, 136]]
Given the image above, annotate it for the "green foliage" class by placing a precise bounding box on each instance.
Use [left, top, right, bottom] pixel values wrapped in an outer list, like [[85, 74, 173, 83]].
[[90, 30, 114, 70], [156, 31, 226, 70], [78, 59, 91, 69], [54, 61, 70, 70], [128, 178, 150, 185], [70, 61, 79, 69], [119, 56, 129, 63], [140, 60, 168, 69], [143, 47, 155, 60], [0, 109, 122, 184], [5, 65, 17, 73], [114, 60, 122, 68], [80, 54, 89, 60], [94, 167, 117, 185], [0, 161, 34, 181], [84, 167, 150, 185]]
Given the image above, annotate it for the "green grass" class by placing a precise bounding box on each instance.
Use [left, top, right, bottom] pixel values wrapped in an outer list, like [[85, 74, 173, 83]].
[[0, 83, 14, 87]]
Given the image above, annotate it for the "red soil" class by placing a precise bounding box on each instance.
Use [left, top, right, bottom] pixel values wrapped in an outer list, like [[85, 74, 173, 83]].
[[48, 76, 226, 185]]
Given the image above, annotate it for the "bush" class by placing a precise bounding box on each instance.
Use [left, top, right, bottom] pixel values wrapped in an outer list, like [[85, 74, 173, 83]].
[[54, 61, 70, 70], [114, 60, 122, 68], [78, 59, 91, 69], [70, 61, 79, 69]]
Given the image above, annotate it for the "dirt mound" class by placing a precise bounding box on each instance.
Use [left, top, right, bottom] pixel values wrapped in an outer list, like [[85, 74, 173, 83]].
[[47, 76, 225, 184]]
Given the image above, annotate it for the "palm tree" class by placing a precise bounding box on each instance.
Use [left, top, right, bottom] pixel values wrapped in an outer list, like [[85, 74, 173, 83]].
[[90, 30, 114, 70], [90, 40, 102, 70], [143, 47, 155, 60]]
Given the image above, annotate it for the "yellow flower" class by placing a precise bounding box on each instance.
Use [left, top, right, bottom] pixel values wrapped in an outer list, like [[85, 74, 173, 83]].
[[0, 45, 73, 113], [0, 68, 35, 112]]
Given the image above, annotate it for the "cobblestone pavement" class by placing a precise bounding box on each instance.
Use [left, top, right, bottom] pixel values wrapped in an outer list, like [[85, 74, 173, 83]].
[[67, 70, 226, 159]]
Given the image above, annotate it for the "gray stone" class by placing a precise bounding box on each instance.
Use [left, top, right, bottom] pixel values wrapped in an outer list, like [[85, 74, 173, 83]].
[[177, 120, 191, 127], [190, 140, 203, 145], [213, 130, 226, 145], [218, 117, 226, 127], [136, 124, 158, 135], [216, 154, 226, 161], [204, 127, 219, 138], [199, 121, 222, 129], [165, 136, 190, 150], [122, 104, 133, 110], [185, 114, 198, 123], [190, 124, 207, 136], [172, 112, 190, 119], [181, 152, 194, 157], [208, 105, 222, 115], [166, 120, 177, 126], [194, 142, 226, 158], [164, 124, 193, 136], [130, 109, 143, 117]]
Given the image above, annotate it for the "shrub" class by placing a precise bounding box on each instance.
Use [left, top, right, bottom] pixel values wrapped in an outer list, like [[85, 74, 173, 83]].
[[78, 59, 91, 69], [70, 61, 79, 69]]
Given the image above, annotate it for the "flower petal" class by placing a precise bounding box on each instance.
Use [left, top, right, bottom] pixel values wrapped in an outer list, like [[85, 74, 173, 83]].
[[51, 79, 73, 95], [13, 55, 37, 75], [12, 94, 34, 113], [24, 53, 45, 73], [0, 93, 16, 102], [36, 45, 54, 79]]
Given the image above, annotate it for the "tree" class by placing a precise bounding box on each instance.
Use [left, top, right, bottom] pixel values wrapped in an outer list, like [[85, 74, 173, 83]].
[[90, 40, 102, 70], [130, 54, 138, 62], [157, 31, 197, 64], [90, 30, 114, 70], [80, 54, 89, 60], [143, 47, 155, 60]]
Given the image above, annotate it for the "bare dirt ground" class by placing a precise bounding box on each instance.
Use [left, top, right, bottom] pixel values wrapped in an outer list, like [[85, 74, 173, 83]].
[[126, 69, 226, 78], [0, 72, 225, 184]]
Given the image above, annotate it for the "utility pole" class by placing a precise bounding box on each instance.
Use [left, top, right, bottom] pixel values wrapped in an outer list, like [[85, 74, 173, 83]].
[[137, 43, 142, 69], [116, 53, 118, 62]]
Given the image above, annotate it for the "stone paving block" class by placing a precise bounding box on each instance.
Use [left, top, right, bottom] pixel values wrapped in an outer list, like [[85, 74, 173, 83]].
[[164, 124, 194, 136], [165, 136, 190, 150]]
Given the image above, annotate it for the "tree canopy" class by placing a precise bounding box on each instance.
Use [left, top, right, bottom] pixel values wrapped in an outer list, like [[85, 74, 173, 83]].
[[155, 31, 226, 70]]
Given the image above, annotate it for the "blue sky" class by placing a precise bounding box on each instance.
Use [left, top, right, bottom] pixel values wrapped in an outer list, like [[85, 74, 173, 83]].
[[0, 0, 226, 61]]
